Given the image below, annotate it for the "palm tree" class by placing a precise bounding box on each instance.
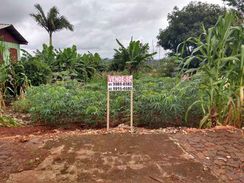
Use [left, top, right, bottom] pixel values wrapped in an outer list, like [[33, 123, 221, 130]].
[[30, 4, 74, 46]]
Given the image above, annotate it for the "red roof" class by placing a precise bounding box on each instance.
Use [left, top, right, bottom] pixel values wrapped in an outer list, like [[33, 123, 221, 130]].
[[0, 24, 28, 45]]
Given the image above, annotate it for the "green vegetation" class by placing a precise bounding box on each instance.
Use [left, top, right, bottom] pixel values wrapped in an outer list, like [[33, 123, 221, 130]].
[[21, 44, 103, 84], [14, 80, 105, 126], [110, 39, 156, 74], [157, 57, 179, 77], [0, 63, 29, 106], [179, 12, 244, 128], [0, 114, 19, 127], [157, 2, 225, 55], [14, 76, 200, 128], [1, 3, 243, 129], [22, 60, 52, 86]]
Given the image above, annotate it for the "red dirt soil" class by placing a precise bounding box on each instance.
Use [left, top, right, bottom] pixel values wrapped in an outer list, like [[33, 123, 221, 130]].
[[0, 126, 243, 183]]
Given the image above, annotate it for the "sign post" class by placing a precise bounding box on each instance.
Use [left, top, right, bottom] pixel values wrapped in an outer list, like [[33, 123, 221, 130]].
[[107, 84, 110, 131], [241, 87, 244, 107], [241, 87, 244, 127], [130, 88, 133, 131], [107, 75, 133, 132]]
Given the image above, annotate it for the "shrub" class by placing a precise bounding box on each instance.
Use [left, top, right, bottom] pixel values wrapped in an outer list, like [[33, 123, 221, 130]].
[[158, 56, 179, 77], [14, 76, 202, 128], [21, 45, 103, 83], [13, 98, 31, 113], [134, 76, 201, 127], [15, 81, 106, 126], [22, 59, 52, 86]]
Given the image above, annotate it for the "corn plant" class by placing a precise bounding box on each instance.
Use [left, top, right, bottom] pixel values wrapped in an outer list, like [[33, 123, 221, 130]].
[[180, 12, 244, 128]]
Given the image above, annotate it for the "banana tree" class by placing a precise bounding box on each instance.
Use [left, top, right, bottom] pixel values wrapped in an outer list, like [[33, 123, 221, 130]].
[[78, 53, 99, 80], [54, 45, 79, 72], [113, 39, 157, 74], [35, 44, 56, 66]]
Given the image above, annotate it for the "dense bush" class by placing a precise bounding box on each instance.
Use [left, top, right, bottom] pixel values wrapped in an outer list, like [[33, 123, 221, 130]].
[[21, 45, 104, 84], [14, 81, 105, 126], [22, 59, 52, 86], [134, 76, 201, 127], [14, 76, 201, 128], [157, 56, 179, 77]]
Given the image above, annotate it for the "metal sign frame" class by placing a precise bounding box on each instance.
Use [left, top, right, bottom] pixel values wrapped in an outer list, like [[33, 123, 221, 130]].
[[240, 87, 244, 127], [241, 87, 244, 106], [107, 75, 133, 132]]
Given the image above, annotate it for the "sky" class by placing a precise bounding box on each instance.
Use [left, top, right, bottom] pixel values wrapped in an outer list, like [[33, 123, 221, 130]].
[[0, 0, 224, 58]]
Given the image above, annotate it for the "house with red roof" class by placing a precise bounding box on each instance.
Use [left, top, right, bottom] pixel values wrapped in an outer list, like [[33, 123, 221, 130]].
[[0, 24, 28, 64]]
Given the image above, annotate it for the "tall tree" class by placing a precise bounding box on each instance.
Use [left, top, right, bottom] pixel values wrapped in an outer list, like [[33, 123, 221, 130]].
[[157, 2, 225, 55], [30, 4, 74, 46], [223, 0, 244, 15]]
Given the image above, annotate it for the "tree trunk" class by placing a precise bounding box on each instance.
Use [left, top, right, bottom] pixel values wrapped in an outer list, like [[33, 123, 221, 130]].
[[49, 32, 53, 47]]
